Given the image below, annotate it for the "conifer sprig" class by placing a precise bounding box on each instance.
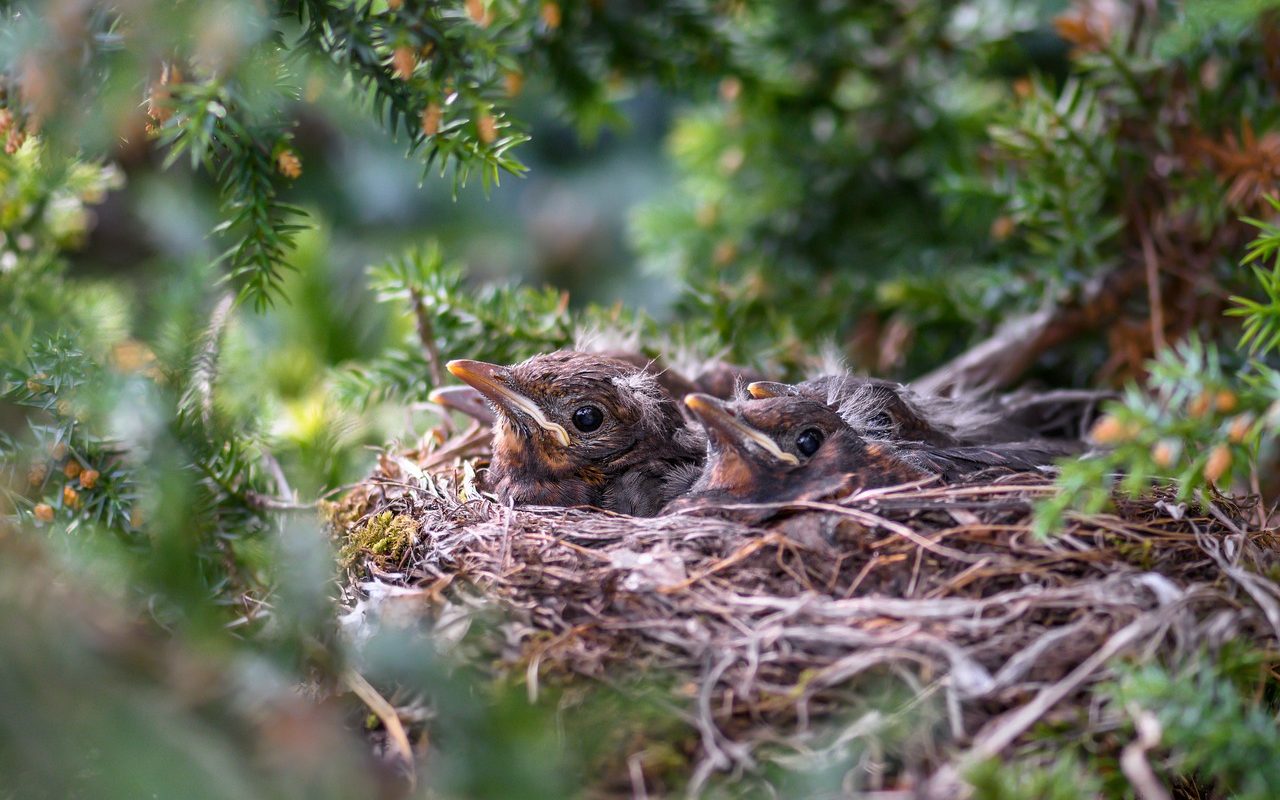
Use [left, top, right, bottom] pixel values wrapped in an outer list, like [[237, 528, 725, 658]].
[[1037, 205, 1280, 535], [291, 0, 532, 192]]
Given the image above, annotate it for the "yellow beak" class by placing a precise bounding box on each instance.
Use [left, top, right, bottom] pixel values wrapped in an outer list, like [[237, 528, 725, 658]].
[[746, 381, 791, 399], [684, 393, 798, 465], [445, 360, 571, 446]]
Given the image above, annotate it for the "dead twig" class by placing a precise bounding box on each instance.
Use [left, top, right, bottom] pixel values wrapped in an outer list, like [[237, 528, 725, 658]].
[[1121, 704, 1173, 800], [342, 667, 416, 789]]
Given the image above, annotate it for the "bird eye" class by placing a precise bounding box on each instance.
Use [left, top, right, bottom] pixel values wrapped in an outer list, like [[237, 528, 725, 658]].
[[795, 428, 824, 457], [572, 405, 604, 433]]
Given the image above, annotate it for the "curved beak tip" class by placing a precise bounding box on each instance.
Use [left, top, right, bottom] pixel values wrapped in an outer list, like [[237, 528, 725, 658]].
[[445, 359, 475, 380], [443, 359, 570, 447], [684, 393, 716, 414], [446, 359, 509, 389], [685, 393, 799, 466], [746, 382, 779, 399]]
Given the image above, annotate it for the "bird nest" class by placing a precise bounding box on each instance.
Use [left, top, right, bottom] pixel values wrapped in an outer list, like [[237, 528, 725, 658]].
[[331, 423, 1280, 797]]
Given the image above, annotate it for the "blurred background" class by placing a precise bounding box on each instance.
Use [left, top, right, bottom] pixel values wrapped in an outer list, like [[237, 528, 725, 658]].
[[64, 67, 685, 491]]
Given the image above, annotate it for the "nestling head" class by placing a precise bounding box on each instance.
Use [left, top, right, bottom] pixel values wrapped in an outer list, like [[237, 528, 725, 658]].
[[445, 351, 703, 514], [681, 393, 927, 505]]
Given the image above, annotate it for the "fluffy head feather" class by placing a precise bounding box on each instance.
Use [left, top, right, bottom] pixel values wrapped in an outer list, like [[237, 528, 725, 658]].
[[771, 373, 1031, 446]]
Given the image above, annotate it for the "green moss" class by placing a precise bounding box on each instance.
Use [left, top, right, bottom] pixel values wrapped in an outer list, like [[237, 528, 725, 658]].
[[339, 511, 418, 569], [320, 496, 367, 531], [965, 755, 1103, 800]]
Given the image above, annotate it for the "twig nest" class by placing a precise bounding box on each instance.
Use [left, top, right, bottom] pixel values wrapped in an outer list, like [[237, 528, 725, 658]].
[[330, 427, 1278, 793]]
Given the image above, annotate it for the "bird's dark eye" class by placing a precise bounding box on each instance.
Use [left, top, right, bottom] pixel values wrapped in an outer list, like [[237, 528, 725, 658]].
[[572, 405, 604, 433], [795, 428, 824, 457]]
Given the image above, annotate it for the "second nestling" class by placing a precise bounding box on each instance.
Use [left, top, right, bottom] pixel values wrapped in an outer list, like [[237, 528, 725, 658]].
[[671, 393, 1079, 510]]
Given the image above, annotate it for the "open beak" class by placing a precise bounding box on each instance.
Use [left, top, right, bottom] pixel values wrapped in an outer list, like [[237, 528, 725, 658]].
[[684, 393, 799, 465], [746, 381, 793, 400], [445, 360, 571, 446], [427, 385, 497, 426]]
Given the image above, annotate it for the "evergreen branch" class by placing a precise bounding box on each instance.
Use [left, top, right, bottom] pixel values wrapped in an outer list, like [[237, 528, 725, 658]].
[[1228, 197, 1280, 359], [336, 242, 657, 409], [154, 65, 308, 311], [213, 133, 307, 311], [179, 292, 236, 429], [290, 0, 531, 191]]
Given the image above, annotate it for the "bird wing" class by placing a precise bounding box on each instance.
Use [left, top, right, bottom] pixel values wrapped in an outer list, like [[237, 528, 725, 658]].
[[896, 440, 1081, 481], [997, 389, 1117, 440]]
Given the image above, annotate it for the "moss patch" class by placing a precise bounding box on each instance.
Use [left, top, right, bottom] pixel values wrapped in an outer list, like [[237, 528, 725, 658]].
[[339, 511, 418, 569]]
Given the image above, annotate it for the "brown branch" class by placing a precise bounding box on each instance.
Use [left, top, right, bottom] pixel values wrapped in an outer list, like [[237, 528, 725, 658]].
[[409, 288, 445, 388], [967, 608, 1173, 756], [1140, 221, 1168, 353], [913, 263, 1146, 396], [1121, 704, 1173, 800]]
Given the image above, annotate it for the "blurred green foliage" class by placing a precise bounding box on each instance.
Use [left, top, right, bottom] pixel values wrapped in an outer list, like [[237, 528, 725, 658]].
[[1106, 646, 1280, 800], [1038, 205, 1280, 534], [965, 755, 1104, 800], [2, 0, 1280, 797]]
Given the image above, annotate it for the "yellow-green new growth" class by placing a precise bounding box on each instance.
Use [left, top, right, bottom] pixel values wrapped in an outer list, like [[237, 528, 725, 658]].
[[339, 511, 418, 569]]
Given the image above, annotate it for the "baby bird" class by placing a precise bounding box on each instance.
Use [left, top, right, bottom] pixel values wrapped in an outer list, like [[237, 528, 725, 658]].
[[673, 393, 1078, 509], [746, 376, 1106, 446], [673, 394, 929, 508], [445, 352, 705, 516]]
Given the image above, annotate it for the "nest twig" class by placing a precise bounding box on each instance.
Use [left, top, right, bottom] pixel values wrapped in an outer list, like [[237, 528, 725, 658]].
[[333, 428, 1279, 796]]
